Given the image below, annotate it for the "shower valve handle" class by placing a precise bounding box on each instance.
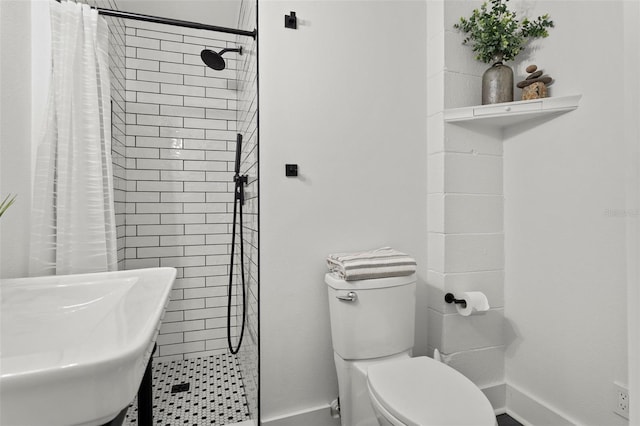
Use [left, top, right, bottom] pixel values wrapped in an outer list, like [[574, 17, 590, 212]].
[[234, 174, 248, 205]]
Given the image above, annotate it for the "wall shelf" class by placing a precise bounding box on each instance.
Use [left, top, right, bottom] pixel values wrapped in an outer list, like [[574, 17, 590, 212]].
[[443, 94, 582, 128]]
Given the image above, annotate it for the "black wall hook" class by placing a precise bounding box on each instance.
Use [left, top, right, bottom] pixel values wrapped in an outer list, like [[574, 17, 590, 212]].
[[444, 293, 467, 308], [285, 164, 298, 177], [285, 11, 297, 29]]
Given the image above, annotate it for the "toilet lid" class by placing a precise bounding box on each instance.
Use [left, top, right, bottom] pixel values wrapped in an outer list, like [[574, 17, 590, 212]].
[[367, 357, 496, 426]]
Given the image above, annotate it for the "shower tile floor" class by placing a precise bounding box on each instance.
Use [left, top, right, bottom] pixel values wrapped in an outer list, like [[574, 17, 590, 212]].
[[124, 353, 251, 426]]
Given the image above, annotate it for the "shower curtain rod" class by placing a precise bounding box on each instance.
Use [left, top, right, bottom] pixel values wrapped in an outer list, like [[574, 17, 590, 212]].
[[54, 1, 257, 39]]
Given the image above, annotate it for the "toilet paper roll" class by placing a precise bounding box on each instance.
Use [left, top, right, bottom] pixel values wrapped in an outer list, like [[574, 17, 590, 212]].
[[455, 291, 490, 316]]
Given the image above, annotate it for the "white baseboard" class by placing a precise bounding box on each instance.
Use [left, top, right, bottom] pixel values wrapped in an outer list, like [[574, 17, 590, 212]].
[[481, 382, 506, 414], [506, 384, 576, 426], [261, 404, 340, 426]]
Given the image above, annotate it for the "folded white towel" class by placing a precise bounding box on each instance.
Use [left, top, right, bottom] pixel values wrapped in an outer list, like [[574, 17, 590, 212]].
[[327, 247, 416, 281]]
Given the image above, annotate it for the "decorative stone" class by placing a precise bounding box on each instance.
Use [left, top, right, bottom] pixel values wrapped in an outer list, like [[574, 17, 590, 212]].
[[538, 75, 553, 85], [522, 81, 547, 100], [526, 70, 543, 80], [525, 64, 537, 73], [517, 75, 553, 88], [517, 80, 533, 88]]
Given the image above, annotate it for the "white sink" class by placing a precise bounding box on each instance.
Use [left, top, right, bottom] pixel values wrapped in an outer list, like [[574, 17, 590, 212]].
[[0, 267, 177, 426]]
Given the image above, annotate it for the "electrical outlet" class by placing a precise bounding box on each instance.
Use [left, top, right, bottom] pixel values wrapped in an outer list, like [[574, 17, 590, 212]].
[[613, 382, 629, 419]]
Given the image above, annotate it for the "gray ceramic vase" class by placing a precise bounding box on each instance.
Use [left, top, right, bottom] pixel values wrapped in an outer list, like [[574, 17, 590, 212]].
[[482, 55, 514, 105]]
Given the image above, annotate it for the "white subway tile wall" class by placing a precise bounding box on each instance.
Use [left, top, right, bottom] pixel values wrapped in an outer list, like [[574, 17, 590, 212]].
[[236, 0, 259, 421], [123, 20, 241, 362]]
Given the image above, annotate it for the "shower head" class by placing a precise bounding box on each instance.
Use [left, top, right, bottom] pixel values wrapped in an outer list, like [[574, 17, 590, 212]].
[[200, 46, 243, 71]]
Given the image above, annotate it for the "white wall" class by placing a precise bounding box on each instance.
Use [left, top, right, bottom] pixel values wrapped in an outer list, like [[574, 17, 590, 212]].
[[0, 0, 33, 278], [504, 1, 629, 425], [624, 1, 640, 424], [116, 0, 240, 30], [259, 1, 428, 422]]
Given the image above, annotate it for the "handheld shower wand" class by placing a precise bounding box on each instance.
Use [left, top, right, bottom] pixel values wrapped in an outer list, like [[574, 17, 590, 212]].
[[227, 133, 248, 354]]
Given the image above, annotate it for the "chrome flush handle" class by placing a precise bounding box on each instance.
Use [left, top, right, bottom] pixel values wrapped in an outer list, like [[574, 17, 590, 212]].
[[336, 292, 357, 302]]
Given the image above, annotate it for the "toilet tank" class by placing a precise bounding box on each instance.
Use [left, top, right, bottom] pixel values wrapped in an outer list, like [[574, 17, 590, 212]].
[[326, 273, 416, 360]]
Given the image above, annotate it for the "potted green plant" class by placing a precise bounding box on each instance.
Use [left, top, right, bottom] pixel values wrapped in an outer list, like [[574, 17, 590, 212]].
[[455, 0, 554, 104]]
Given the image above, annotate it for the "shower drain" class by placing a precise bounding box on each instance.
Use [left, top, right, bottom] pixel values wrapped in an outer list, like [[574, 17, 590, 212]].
[[170, 383, 190, 394]]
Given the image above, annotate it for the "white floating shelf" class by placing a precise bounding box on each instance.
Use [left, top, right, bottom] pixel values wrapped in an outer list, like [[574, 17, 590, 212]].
[[444, 94, 582, 128]]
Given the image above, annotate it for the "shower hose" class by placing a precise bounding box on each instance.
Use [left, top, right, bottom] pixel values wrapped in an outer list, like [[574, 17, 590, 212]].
[[228, 134, 248, 355]]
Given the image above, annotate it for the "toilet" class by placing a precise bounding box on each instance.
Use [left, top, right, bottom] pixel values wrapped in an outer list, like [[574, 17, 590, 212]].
[[326, 273, 496, 426]]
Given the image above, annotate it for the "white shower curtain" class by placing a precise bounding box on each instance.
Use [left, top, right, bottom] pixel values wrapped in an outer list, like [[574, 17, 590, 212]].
[[30, 1, 117, 276]]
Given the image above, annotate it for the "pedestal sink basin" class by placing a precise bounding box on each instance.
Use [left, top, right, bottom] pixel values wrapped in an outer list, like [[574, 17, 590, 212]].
[[0, 267, 177, 426]]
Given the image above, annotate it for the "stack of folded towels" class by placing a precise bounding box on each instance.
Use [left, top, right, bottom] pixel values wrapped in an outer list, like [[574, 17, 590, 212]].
[[326, 247, 416, 281]]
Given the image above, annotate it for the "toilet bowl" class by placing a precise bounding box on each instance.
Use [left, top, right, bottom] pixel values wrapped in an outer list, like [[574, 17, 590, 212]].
[[367, 357, 496, 426], [326, 272, 496, 426]]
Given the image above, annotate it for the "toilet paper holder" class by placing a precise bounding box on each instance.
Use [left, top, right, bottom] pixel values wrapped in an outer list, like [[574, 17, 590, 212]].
[[444, 293, 467, 308]]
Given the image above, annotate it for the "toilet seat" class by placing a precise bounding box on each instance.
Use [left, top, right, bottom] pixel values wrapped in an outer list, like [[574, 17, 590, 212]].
[[367, 356, 496, 426]]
